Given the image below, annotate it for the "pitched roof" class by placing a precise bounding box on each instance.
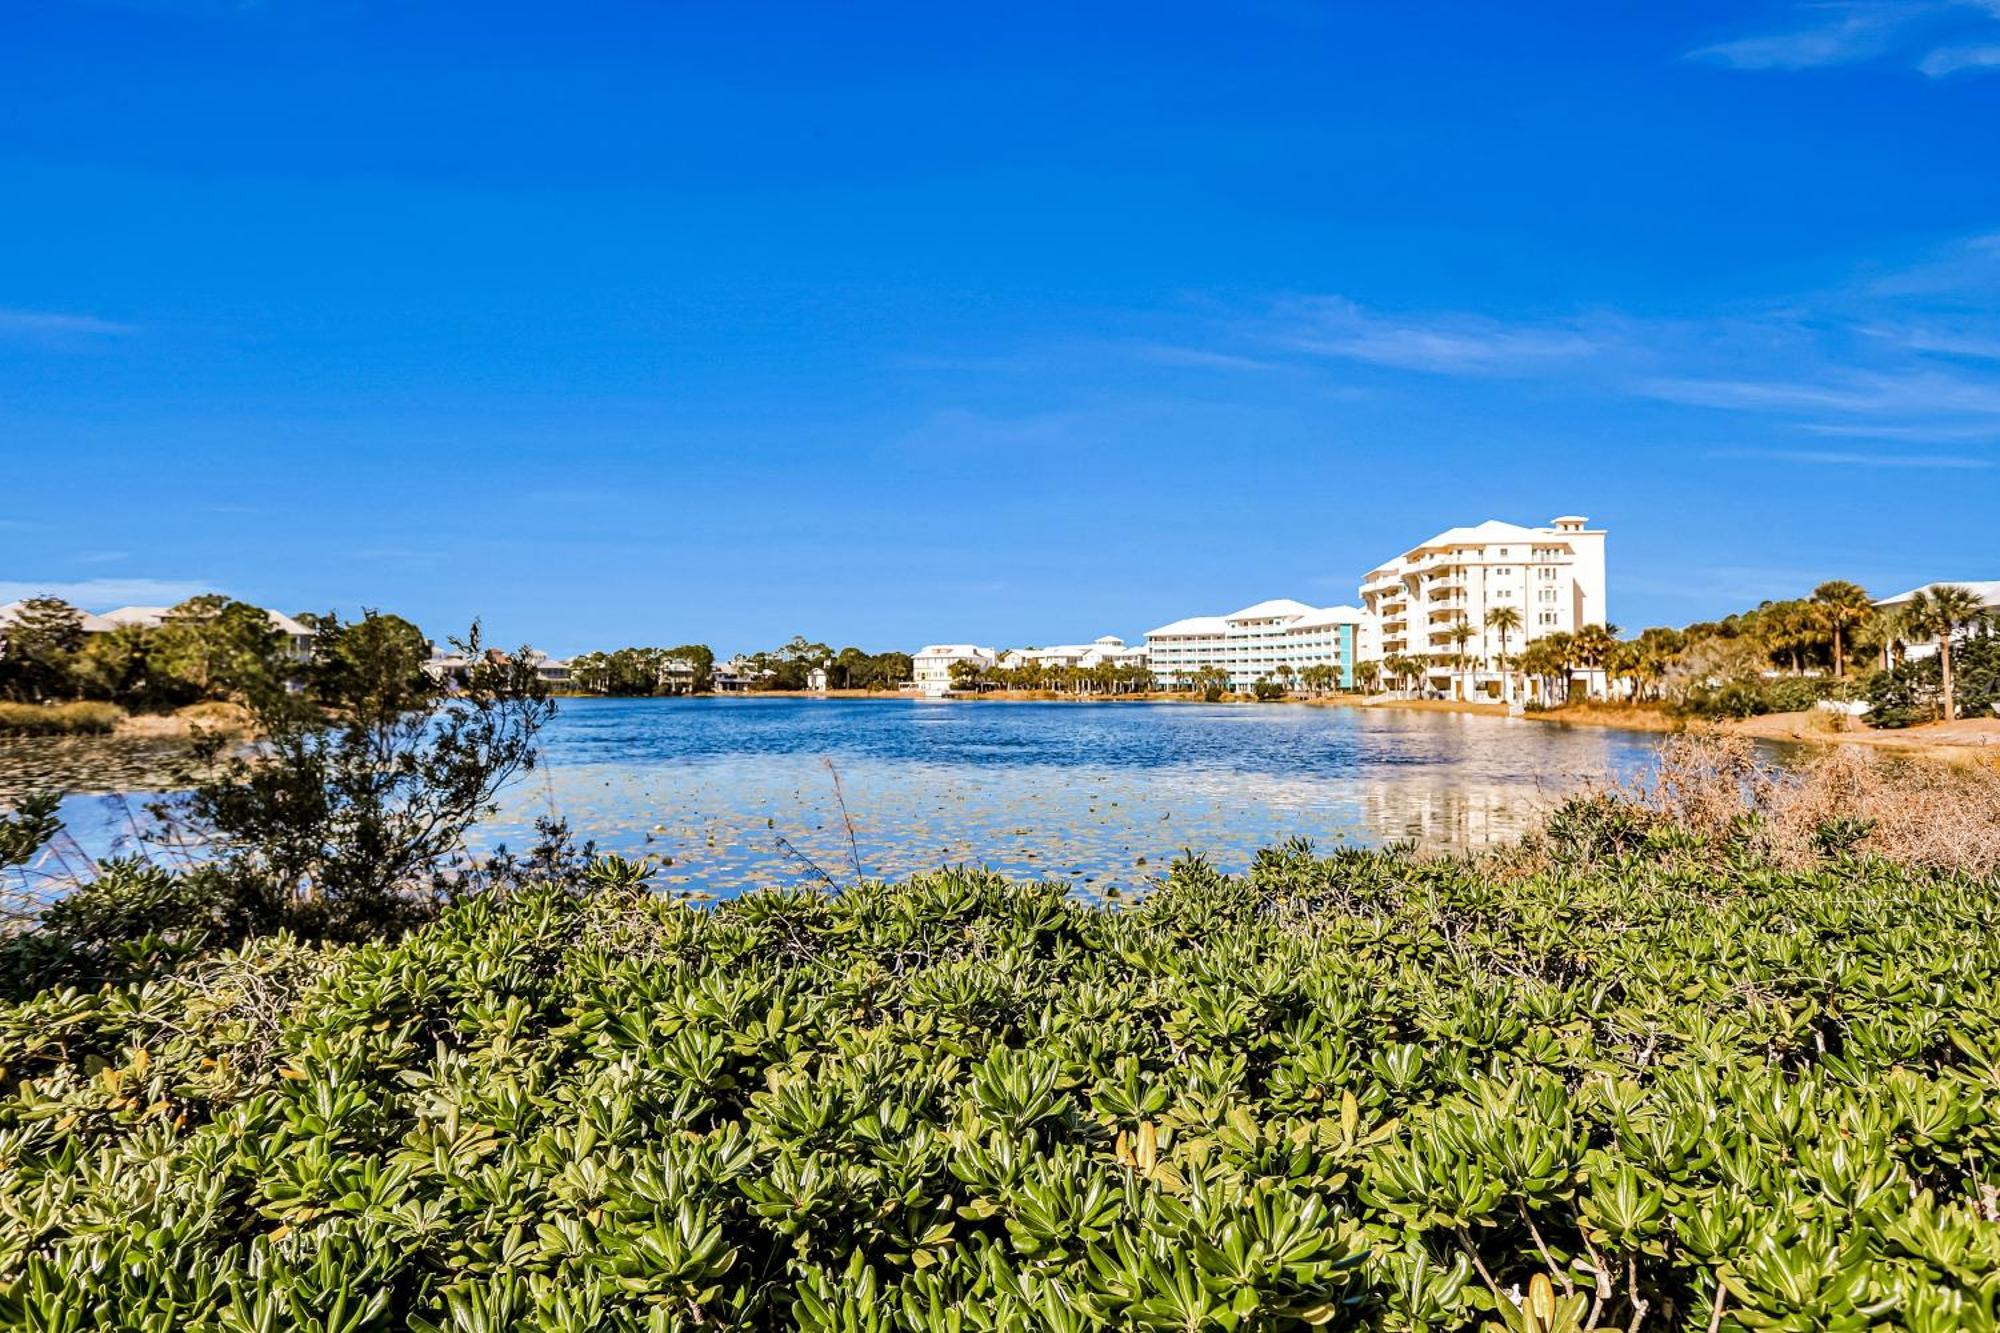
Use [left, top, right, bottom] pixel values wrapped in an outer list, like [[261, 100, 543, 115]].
[[1226, 598, 1319, 621], [0, 600, 118, 633], [99, 605, 174, 628], [1405, 519, 1550, 554], [1145, 615, 1230, 637], [1289, 604, 1365, 628], [100, 604, 314, 638], [1877, 580, 2000, 608]]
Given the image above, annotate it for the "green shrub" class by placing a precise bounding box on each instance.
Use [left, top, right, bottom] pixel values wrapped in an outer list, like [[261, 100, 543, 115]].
[[1539, 792, 1655, 864], [0, 700, 123, 735], [1866, 630, 2000, 728], [0, 860, 276, 996], [1672, 674, 1834, 720], [4, 845, 1999, 1330]]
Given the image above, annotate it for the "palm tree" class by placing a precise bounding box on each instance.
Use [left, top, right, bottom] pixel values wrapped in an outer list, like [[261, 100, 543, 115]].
[[1757, 600, 1818, 674], [1810, 580, 1874, 679], [1483, 606, 1522, 702], [1571, 624, 1617, 700], [1381, 654, 1408, 696], [1446, 623, 1476, 699], [1901, 585, 1992, 722], [1516, 639, 1560, 704], [1354, 660, 1380, 695], [1540, 631, 1577, 703]]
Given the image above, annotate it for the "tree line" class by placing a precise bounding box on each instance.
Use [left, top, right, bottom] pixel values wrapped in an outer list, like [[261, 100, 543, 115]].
[[567, 644, 716, 695], [1369, 580, 1994, 727], [738, 636, 913, 691], [0, 594, 384, 712]]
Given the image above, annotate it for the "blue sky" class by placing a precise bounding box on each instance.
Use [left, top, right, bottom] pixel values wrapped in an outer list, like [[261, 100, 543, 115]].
[[4, 1, 1999, 656]]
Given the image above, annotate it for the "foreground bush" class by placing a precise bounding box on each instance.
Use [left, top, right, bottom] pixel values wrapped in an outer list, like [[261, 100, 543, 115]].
[[0, 700, 123, 736], [1586, 732, 2000, 878], [3, 838, 2000, 1331]]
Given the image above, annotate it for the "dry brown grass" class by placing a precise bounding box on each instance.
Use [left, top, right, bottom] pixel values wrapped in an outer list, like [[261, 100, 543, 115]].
[[0, 701, 124, 736], [1622, 731, 2000, 876]]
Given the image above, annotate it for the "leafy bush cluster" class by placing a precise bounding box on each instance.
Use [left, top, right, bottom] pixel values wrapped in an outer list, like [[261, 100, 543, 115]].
[[1669, 674, 1839, 721], [4, 837, 1999, 1331], [1867, 630, 2000, 729]]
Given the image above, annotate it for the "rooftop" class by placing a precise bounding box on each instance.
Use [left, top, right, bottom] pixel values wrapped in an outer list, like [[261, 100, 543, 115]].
[[1145, 615, 1230, 637], [0, 600, 118, 634], [1226, 597, 1320, 622], [1404, 519, 1552, 555], [1877, 580, 2000, 608]]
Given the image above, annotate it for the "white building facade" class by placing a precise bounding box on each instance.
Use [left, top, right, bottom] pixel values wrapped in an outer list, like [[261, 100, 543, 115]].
[[1002, 635, 1148, 672], [911, 644, 995, 696], [1357, 515, 1607, 699], [1144, 599, 1365, 691], [1875, 581, 2000, 662]]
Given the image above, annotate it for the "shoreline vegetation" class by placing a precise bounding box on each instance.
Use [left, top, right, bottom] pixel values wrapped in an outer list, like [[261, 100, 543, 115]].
[[11, 689, 1998, 766], [5, 723, 2000, 1327], [5, 582, 1997, 760]]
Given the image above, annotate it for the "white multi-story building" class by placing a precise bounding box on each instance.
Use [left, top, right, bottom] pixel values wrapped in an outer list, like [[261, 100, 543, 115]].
[[1357, 515, 1607, 699], [911, 644, 995, 696], [1144, 599, 1366, 691]]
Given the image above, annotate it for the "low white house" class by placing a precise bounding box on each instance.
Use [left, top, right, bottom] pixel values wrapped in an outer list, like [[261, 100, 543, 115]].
[[1875, 581, 2000, 662], [98, 603, 316, 661], [1004, 635, 1148, 672], [912, 644, 995, 696]]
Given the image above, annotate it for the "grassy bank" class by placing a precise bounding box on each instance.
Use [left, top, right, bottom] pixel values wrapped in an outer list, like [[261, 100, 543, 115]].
[[5, 741, 2000, 1329], [0, 700, 260, 742], [0, 701, 123, 736], [1526, 699, 2000, 765]]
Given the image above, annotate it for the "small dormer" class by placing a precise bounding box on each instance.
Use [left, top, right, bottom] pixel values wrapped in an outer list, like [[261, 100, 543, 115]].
[[1550, 515, 1589, 532]]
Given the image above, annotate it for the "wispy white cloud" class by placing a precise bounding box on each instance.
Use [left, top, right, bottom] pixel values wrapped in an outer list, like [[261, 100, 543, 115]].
[[1690, 2, 1921, 70], [1919, 41, 2000, 71], [1270, 297, 1602, 375], [0, 578, 215, 609], [1708, 446, 1994, 467], [1639, 369, 2000, 417], [1799, 419, 2000, 440], [1857, 320, 2000, 359], [0, 307, 137, 341], [1691, 0, 2000, 76], [1132, 343, 1285, 372]]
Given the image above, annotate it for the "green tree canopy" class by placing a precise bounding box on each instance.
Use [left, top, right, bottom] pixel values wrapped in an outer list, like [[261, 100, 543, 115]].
[[0, 597, 86, 702]]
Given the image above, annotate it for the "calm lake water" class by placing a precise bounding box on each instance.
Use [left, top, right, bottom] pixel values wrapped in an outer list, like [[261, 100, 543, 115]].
[[10, 697, 1677, 897]]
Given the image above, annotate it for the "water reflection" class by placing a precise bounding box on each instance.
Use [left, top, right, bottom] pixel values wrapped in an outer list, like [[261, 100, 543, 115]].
[[8, 698, 1689, 899]]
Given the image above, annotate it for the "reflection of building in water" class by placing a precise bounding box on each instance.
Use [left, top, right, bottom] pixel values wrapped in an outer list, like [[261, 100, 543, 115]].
[[1352, 778, 1567, 848]]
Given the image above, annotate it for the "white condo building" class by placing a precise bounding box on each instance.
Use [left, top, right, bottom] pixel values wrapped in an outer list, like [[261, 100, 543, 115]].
[[1358, 515, 1607, 699], [911, 644, 995, 696], [1145, 599, 1366, 690]]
